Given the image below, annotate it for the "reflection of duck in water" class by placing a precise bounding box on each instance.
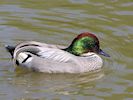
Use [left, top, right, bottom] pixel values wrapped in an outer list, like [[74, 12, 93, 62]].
[[5, 32, 110, 73], [13, 69, 105, 94]]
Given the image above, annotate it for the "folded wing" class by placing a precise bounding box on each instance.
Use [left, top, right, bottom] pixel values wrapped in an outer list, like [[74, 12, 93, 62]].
[[14, 41, 73, 63]]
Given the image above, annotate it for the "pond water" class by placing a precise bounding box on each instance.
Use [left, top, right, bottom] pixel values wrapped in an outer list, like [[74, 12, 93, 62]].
[[0, 0, 132, 100]]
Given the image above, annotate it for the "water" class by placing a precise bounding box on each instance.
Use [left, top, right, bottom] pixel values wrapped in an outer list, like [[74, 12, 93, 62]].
[[0, 0, 132, 100]]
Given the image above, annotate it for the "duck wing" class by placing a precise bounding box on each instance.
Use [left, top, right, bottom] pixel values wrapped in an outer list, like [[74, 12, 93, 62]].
[[14, 41, 72, 63], [15, 41, 66, 50], [37, 47, 73, 63]]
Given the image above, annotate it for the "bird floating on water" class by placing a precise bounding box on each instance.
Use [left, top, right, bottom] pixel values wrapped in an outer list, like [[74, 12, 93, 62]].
[[5, 32, 110, 73]]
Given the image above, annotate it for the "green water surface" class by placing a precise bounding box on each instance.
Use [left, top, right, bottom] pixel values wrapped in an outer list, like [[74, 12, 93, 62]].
[[0, 0, 132, 100]]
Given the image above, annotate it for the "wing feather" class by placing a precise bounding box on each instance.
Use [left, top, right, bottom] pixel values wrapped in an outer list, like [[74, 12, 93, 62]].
[[37, 47, 73, 63], [14, 41, 73, 63]]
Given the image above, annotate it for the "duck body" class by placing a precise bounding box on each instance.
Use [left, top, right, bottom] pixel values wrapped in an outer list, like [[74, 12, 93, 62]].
[[5, 32, 109, 73]]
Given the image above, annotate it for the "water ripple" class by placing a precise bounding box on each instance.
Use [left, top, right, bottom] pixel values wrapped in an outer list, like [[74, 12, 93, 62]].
[[0, 0, 132, 100]]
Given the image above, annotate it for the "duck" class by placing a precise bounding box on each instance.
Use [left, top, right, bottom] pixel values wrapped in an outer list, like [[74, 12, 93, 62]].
[[5, 32, 110, 73]]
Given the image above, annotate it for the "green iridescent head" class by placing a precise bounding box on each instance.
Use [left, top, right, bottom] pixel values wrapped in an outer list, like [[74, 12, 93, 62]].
[[65, 32, 110, 57]]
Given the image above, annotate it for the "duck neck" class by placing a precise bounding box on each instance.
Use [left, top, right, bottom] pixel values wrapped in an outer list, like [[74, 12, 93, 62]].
[[64, 46, 84, 56], [64, 37, 91, 56]]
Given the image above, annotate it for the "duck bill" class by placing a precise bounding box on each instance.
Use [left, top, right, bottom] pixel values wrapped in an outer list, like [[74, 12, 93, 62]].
[[98, 49, 110, 57]]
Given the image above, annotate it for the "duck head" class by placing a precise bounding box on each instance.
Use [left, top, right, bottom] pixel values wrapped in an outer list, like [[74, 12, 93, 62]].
[[65, 32, 110, 57]]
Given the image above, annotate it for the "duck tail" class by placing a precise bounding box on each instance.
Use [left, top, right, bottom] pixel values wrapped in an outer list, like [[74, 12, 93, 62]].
[[5, 45, 15, 58]]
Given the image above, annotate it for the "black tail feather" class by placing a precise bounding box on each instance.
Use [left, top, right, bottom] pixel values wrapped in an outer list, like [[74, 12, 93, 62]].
[[5, 45, 15, 58]]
